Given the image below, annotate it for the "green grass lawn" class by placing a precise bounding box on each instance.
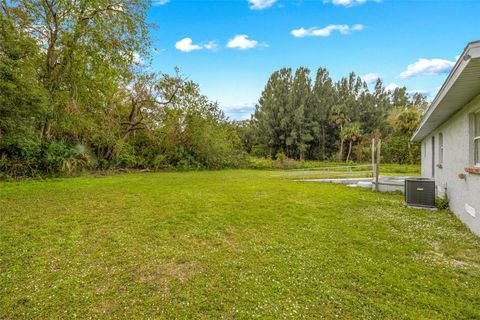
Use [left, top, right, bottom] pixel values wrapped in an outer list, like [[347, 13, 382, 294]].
[[1, 170, 479, 319]]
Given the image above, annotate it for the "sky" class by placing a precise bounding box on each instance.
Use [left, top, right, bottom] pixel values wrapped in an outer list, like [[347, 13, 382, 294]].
[[147, 0, 480, 120]]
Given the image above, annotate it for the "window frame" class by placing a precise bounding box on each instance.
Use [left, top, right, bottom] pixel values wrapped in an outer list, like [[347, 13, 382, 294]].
[[475, 113, 480, 167], [475, 137, 480, 167], [439, 132, 444, 164]]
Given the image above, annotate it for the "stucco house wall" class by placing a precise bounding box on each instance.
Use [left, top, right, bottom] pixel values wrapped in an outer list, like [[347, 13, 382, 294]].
[[421, 95, 480, 235]]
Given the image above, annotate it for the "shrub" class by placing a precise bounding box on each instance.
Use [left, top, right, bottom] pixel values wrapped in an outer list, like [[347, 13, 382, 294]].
[[152, 154, 171, 170], [436, 196, 449, 210], [250, 145, 266, 157], [275, 152, 286, 162], [39, 141, 97, 176], [113, 141, 141, 168]]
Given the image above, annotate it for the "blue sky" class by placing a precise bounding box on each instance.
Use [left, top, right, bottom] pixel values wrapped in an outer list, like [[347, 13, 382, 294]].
[[148, 0, 480, 120]]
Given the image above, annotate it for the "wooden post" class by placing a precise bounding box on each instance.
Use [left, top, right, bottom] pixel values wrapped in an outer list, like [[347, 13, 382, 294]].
[[371, 138, 375, 179], [375, 139, 381, 192]]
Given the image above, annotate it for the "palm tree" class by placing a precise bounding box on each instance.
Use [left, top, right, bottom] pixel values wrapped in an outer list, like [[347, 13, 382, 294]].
[[388, 107, 421, 162], [330, 104, 348, 161], [341, 122, 362, 162]]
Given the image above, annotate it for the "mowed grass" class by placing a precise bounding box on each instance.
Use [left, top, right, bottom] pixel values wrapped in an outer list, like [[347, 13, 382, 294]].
[[1, 170, 480, 319]]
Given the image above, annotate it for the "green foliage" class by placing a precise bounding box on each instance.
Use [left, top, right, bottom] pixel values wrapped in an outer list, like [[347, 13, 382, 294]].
[[0, 2, 244, 178], [151, 154, 171, 170], [0, 1, 426, 178], [382, 135, 421, 164], [245, 67, 427, 164], [436, 195, 450, 210], [250, 145, 267, 157], [0, 15, 47, 177], [112, 140, 142, 168], [39, 142, 95, 175]]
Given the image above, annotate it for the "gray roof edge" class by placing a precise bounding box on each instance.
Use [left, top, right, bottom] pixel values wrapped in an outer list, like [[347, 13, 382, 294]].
[[412, 40, 480, 142]]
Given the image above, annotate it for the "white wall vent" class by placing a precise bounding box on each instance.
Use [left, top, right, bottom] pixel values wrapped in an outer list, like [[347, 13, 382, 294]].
[[465, 203, 476, 218]]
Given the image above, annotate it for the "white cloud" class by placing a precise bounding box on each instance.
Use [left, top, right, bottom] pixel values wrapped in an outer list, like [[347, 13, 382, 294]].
[[361, 73, 380, 85], [227, 35, 259, 50], [221, 103, 256, 120], [291, 24, 364, 38], [204, 41, 219, 51], [248, 0, 276, 10], [407, 89, 434, 101], [407, 89, 429, 95], [385, 83, 400, 92], [325, 0, 380, 7], [175, 38, 202, 52], [152, 0, 170, 5], [175, 38, 217, 52], [399, 58, 456, 79]]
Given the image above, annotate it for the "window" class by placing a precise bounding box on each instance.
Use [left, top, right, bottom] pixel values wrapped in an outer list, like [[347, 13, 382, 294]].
[[475, 113, 480, 166], [431, 136, 435, 178], [439, 133, 444, 164]]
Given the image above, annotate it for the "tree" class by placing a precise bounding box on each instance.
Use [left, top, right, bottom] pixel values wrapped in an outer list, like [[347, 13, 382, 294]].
[[0, 1, 246, 177], [246, 67, 427, 164], [254, 68, 292, 157], [288, 67, 312, 160], [4, 0, 150, 141], [330, 103, 349, 161], [388, 106, 422, 162], [0, 14, 47, 175], [153, 80, 243, 169], [341, 122, 362, 162], [311, 68, 335, 160]]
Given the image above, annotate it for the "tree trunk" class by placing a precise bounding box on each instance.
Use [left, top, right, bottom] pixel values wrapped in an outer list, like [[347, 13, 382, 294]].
[[407, 140, 413, 164], [104, 145, 115, 161], [321, 123, 326, 160], [346, 140, 353, 162], [338, 137, 344, 162]]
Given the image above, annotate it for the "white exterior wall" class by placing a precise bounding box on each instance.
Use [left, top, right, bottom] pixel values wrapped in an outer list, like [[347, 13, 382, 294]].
[[421, 95, 480, 235]]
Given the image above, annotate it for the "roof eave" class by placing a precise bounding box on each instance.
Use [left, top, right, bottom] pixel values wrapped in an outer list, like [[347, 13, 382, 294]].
[[411, 40, 480, 142]]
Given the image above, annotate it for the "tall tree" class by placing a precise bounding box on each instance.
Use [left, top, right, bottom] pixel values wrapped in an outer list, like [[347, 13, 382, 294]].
[[288, 67, 312, 160], [0, 14, 47, 175], [254, 68, 292, 157], [341, 122, 362, 162], [4, 0, 150, 141], [311, 68, 335, 160], [247, 67, 427, 164]]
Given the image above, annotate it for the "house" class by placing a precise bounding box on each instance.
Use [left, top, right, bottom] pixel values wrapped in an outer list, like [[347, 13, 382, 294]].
[[412, 40, 480, 235]]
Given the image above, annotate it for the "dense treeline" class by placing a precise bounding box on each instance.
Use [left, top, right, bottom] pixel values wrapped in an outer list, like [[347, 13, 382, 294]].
[[1, 1, 426, 179], [0, 1, 243, 178], [238, 67, 427, 163]]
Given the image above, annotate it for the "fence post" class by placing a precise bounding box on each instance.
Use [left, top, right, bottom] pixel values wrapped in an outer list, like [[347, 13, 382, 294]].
[[375, 139, 381, 192], [371, 138, 375, 179]]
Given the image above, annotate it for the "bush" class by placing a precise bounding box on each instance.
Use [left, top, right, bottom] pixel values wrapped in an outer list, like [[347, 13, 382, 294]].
[[436, 196, 449, 210], [0, 137, 42, 177], [113, 141, 142, 168], [250, 145, 266, 157], [382, 135, 420, 165], [152, 154, 171, 170], [175, 157, 203, 171]]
